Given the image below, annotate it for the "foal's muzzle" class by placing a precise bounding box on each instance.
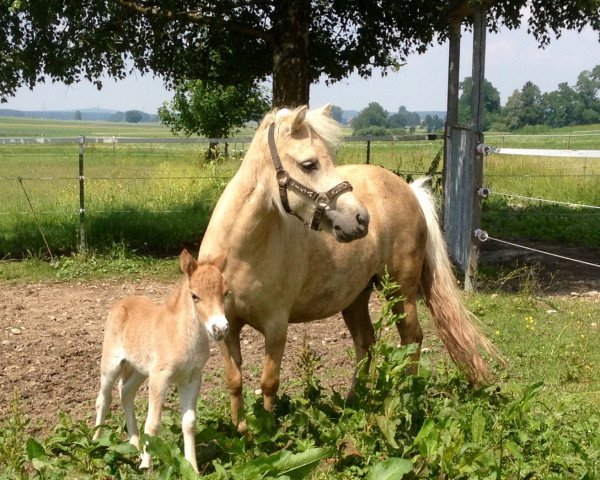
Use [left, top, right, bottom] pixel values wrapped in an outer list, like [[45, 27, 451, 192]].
[[205, 314, 229, 341]]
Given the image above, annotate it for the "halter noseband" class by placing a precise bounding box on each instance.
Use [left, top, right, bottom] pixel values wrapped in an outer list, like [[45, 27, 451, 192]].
[[268, 122, 353, 231]]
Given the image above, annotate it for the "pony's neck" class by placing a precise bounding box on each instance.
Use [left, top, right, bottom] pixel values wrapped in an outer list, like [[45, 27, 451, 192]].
[[200, 153, 281, 257]]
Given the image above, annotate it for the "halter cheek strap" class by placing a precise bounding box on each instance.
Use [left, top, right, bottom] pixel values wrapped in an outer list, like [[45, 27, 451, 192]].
[[267, 123, 353, 231]]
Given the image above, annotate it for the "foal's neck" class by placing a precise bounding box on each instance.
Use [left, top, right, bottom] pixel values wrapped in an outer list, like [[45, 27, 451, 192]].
[[166, 277, 199, 330]]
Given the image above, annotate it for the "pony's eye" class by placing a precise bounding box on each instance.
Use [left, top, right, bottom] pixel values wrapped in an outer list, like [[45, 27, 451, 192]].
[[300, 161, 318, 172], [191, 293, 200, 303]]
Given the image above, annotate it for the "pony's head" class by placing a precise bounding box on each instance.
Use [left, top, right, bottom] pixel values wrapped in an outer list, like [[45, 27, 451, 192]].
[[257, 104, 369, 242], [180, 249, 229, 341]]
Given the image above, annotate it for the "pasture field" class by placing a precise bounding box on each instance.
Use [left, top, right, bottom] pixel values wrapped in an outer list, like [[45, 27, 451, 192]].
[[0, 117, 599, 478], [1, 117, 599, 258]]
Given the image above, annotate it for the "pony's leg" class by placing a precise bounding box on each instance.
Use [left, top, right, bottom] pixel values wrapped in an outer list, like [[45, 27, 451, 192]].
[[260, 317, 289, 412], [393, 291, 423, 375], [140, 372, 170, 469], [119, 364, 146, 450], [219, 320, 246, 432], [177, 372, 202, 473], [341, 288, 375, 398], [93, 351, 122, 439]]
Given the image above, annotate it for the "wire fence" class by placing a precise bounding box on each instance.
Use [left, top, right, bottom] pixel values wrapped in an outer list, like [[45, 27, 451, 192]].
[[1, 132, 599, 266], [478, 143, 600, 269], [0, 134, 442, 256]]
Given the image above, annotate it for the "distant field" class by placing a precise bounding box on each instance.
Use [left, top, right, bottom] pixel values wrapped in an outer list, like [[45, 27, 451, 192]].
[[0, 116, 599, 257]]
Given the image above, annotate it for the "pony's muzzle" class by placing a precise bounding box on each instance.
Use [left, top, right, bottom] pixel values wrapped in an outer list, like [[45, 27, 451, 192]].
[[206, 314, 229, 341], [331, 204, 370, 242]]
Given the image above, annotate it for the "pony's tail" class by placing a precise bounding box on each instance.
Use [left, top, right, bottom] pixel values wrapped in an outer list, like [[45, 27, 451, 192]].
[[410, 178, 502, 384]]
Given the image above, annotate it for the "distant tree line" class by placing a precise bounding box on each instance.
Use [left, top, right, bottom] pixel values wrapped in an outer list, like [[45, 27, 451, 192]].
[[349, 102, 444, 135], [459, 64, 600, 131]]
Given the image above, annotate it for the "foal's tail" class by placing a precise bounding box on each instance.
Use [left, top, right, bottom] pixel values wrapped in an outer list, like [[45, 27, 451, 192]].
[[410, 178, 501, 384]]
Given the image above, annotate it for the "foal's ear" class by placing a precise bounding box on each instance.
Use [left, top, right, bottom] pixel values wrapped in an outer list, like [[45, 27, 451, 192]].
[[291, 105, 308, 132], [211, 253, 227, 273], [179, 249, 197, 276]]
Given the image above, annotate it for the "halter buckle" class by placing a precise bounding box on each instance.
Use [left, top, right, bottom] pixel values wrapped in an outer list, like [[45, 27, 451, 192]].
[[315, 193, 329, 209], [276, 170, 289, 187]]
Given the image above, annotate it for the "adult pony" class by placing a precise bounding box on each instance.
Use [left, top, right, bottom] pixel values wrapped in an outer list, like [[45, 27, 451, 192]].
[[199, 104, 498, 431]]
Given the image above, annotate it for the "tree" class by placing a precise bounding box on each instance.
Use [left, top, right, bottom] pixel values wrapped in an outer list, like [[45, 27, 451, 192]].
[[74, 110, 82, 121], [330, 105, 343, 123], [388, 106, 421, 128], [500, 81, 544, 129], [2, 1, 600, 107], [423, 114, 444, 133], [125, 110, 143, 123], [574, 65, 600, 123], [158, 79, 270, 158], [352, 103, 389, 134], [457, 77, 501, 130], [542, 82, 583, 128]]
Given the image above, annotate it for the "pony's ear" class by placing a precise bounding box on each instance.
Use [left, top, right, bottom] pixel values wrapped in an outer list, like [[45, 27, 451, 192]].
[[211, 253, 227, 273], [291, 105, 308, 132], [315, 103, 332, 117], [180, 249, 197, 276]]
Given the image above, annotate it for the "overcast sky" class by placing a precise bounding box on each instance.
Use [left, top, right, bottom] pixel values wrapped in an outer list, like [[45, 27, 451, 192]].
[[3, 24, 599, 114]]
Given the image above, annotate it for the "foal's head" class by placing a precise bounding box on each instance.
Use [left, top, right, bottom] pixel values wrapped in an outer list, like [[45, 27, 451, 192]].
[[258, 104, 370, 242], [180, 249, 229, 341]]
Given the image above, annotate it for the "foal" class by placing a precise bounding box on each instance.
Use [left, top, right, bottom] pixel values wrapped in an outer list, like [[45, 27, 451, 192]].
[[93, 249, 228, 472]]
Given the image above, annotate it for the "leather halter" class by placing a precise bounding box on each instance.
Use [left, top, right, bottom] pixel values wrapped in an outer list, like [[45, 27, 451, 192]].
[[267, 122, 353, 231]]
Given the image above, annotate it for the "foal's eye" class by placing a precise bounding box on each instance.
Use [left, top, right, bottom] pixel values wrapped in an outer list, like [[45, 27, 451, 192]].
[[191, 293, 200, 303], [300, 160, 318, 172]]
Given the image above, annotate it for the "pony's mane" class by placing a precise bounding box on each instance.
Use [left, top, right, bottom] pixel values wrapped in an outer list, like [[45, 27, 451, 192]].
[[256, 105, 342, 148]]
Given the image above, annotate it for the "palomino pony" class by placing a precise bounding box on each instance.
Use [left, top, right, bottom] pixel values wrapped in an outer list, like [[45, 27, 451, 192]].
[[93, 249, 229, 472], [198, 104, 498, 431]]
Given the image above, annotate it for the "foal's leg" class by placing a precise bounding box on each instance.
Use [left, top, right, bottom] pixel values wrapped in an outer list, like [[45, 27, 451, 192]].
[[177, 371, 202, 473], [341, 288, 375, 398], [93, 352, 123, 439], [219, 320, 246, 432], [140, 372, 171, 469], [260, 316, 289, 412], [119, 363, 146, 450]]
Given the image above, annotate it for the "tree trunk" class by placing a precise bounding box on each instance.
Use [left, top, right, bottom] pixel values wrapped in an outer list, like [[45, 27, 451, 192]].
[[271, 0, 311, 107]]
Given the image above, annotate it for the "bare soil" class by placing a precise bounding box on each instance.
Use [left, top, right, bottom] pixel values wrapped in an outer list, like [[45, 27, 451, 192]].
[[1, 241, 598, 434]]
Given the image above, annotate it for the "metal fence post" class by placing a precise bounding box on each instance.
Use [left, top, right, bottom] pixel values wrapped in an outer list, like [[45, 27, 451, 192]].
[[366, 139, 371, 164], [78, 136, 87, 253]]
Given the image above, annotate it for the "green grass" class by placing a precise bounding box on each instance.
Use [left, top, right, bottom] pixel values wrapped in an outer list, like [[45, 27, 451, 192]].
[[1, 272, 598, 479], [0, 117, 599, 257]]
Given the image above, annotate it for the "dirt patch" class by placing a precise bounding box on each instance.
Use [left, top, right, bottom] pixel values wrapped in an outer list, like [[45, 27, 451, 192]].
[[0, 279, 358, 433], [1, 241, 598, 433], [479, 241, 600, 294]]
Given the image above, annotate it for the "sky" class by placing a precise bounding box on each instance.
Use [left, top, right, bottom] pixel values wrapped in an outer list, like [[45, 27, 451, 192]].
[[3, 24, 599, 114]]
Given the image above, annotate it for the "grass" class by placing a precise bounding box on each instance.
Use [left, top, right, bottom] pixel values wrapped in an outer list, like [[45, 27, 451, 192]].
[[0, 270, 598, 478], [0, 115, 598, 254]]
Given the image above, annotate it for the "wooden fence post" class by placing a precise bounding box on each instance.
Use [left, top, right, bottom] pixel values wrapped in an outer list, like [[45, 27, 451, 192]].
[[78, 136, 87, 253], [443, 8, 487, 291]]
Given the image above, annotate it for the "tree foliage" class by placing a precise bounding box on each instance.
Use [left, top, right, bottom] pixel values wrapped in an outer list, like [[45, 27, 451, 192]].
[[158, 80, 270, 138], [458, 77, 501, 129], [497, 64, 600, 130], [1, 1, 600, 106], [352, 102, 389, 133]]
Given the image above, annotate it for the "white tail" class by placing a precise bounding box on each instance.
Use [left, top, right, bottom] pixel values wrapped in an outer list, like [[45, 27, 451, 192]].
[[411, 178, 501, 384]]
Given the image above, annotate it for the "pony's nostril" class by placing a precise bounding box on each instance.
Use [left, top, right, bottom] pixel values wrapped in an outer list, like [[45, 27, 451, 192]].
[[356, 211, 370, 228]]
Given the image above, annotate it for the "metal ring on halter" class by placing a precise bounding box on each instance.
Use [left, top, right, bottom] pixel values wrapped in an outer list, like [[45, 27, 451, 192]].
[[276, 170, 289, 187]]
